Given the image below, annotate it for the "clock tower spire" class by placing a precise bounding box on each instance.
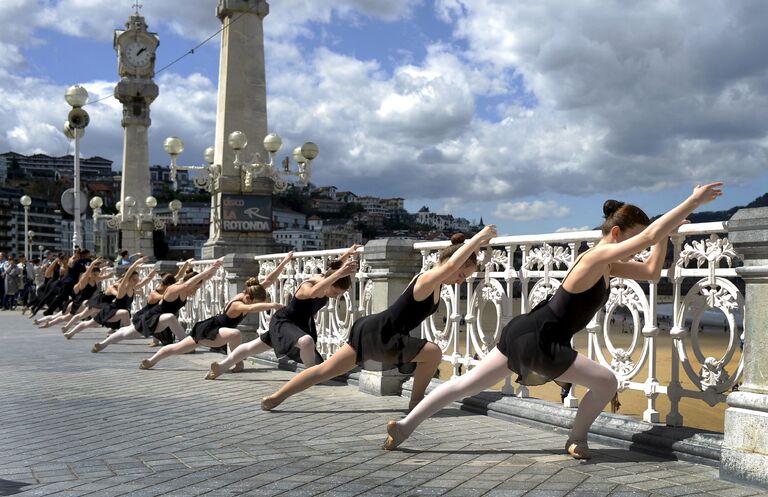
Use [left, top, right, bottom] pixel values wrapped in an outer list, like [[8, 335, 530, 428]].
[[113, 7, 159, 256]]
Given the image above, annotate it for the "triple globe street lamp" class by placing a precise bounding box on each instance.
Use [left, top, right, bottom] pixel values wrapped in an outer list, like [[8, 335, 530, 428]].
[[163, 131, 319, 194], [63, 85, 90, 252]]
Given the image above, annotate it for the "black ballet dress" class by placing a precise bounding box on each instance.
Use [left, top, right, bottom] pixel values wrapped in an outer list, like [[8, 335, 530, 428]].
[[188, 299, 245, 343], [94, 293, 134, 330], [69, 283, 97, 314], [46, 258, 92, 314], [347, 275, 437, 374], [261, 294, 327, 365], [86, 290, 116, 310], [497, 271, 609, 386], [134, 297, 187, 345]]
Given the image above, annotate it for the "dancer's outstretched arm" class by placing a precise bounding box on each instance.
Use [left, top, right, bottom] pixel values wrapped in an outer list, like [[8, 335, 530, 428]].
[[593, 183, 722, 266], [175, 259, 193, 281], [297, 259, 357, 299], [116, 256, 149, 297], [261, 252, 293, 289], [136, 269, 157, 290], [413, 226, 496, 301], [164, 258, 223, 301], [229, 301, 284, 316]]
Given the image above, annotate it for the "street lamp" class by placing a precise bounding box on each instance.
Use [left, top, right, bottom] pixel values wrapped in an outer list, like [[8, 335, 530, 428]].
[[37, 245, 44, 260], [226, 130, 318, 192], [20, 195, 31, 259], [90, 195, 182, 247], [64, 84, 90, 252], [28, 231, 35, 256], [163, 137, 219, 193]]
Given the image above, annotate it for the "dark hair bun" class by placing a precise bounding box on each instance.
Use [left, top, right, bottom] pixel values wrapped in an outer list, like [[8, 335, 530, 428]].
[[450, 233, 466, 245], [245, 276, 259, 287], [328, 259, 343, 270], [603, 200, 625, 218]]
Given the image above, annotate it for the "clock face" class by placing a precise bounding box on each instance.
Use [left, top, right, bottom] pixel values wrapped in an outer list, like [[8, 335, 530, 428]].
[[124, 40, 152, 67]]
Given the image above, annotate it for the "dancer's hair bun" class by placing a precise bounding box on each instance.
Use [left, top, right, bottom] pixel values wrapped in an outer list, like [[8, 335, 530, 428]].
[[603, 200, 625, 218], [245, 276, 259, 287], [450, 233, 466, 245], [328, 259, 343, 270]]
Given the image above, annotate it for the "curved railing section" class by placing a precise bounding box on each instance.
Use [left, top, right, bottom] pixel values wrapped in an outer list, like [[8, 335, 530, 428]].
[[414, 222, 744, 426], [253, 247, 369, 358]]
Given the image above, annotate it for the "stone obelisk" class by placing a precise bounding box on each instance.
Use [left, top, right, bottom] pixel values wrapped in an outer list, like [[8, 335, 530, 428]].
[[203, 0, 281, 258]]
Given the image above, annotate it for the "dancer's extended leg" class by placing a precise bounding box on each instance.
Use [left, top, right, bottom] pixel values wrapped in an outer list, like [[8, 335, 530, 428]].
[[386, 347, 512, 449], [261, 344, 357, 410], [207, 335, 270, 379], [141, 337, 198, 369], [296, 335, 319, 367], [408, 342, 443, 410], [554, 353, 617, 458], [92, 325, 143, 352], [156, 314, 186, 340]]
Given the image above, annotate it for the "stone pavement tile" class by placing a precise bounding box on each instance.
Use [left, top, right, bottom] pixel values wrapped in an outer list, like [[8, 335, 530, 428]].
[[521, 490, 568, 497], [709, 488, 765, 497], [606, 491, 651, 497]]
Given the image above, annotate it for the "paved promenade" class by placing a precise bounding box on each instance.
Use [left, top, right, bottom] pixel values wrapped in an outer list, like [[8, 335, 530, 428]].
[[1, 312, 766, 497]]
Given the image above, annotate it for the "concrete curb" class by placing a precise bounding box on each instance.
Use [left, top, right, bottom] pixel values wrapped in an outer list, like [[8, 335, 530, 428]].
[[247, 353, 722, 466]]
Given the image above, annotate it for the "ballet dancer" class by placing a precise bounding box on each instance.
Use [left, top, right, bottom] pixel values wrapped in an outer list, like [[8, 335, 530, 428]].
[[382, 183, 723, 458], [138, 277, 285, 370], [205, 247, 356, 380], [65, 256, 152, 337], [91, 258, 223, 352], [35, 259, 111, 329], [260, 229, 495, 411]]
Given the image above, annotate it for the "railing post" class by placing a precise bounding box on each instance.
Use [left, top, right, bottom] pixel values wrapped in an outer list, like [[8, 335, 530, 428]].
[[357, 239, 422, 396], [721, 207, 768, 486], [222, 253, 260, 335]]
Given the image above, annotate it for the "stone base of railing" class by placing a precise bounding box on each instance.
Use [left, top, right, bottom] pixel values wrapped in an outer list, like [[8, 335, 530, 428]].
[[243, 350, 723, 465], [401, 379, 723, 466]]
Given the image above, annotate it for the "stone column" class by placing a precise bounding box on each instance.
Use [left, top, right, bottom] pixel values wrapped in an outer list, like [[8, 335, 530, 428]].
[[357, 239, 422, 396], [222, 253, 261, 334], [721, 207, 768, 486], [203, 0, 280, 258]]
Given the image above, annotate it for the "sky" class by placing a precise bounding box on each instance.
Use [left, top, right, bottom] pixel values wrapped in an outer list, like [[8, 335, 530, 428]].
[[1, 0, 767, 236]]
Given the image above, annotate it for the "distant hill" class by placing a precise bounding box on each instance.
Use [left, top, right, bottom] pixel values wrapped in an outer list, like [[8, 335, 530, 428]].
[[653, 192, 767, 223]]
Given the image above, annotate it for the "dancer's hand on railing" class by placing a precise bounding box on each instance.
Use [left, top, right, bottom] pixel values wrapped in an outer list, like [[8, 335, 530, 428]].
[[474, 225, 497, 244]]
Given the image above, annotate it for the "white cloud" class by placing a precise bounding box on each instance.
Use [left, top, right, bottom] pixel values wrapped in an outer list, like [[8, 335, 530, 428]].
[[493, 200, 570, 221], [1, 0, 767, 220]]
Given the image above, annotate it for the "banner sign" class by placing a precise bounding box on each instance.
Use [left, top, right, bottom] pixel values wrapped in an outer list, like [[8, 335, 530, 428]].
[[221, 195, 272, 232]]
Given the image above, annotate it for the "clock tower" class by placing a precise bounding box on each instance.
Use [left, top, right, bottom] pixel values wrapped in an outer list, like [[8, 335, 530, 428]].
[[113, 4, 159, 256]]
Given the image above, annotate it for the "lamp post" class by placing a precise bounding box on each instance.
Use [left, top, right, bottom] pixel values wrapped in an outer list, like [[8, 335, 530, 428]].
[[164, 137, 219, 193], [90, 195, 182, 254], [27, 231, 35, 257], [64, 85, 90, 252], [225, 130, 318, 192], [37, 245, 44, 260], [20, 195, 31, 259]]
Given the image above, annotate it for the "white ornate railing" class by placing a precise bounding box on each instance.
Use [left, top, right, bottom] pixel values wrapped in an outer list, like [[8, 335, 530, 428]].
[[415, 222, 744, 426], [101, 260, 229, 330], [253, 247, 369, 357]]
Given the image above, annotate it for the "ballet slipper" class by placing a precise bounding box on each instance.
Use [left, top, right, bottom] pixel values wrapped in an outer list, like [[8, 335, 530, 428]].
[[91, 342, 105, 353], [139, 359, 153, 370], [64, 331, 73, 340], [261, 396, 281, 411], [232, 361, 245, 373], [565, 439, 592, 460], [204, 362, 224, 380], [148, 340, 160, 347], [383, 420, 409, 450]]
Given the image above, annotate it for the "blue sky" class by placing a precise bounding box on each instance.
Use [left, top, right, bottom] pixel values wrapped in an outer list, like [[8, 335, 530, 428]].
[[1, 0, 766, 235]]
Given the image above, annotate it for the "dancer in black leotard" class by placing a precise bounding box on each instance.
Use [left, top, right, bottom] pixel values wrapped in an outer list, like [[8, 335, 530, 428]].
[[91, 258, 223, 352], [261, 228, 496, 412], [382, 183, 723, 458], [138, 277, 284, 370], [35, 259, 111, 329], [65, 256, 153, 337], [205, 248, 355, 380]]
